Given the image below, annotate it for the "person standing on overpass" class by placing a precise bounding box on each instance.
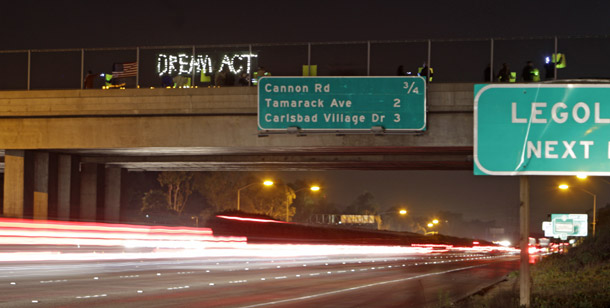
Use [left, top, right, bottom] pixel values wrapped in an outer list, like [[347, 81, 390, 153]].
[[521, 61, 540, 82], [497, 63, 511, 82], [84, 70, 96, 89]]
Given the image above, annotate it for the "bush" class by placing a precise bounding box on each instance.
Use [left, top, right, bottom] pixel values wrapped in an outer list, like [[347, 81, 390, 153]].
[[454, 206, 610, 307]]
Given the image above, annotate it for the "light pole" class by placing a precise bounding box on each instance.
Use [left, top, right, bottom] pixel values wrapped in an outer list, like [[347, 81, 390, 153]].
[[377, 209, 408, 229], [425, 219, 440, 235], [378, 209, 408, 215], [290, 185, 321, 221], [237, 180, 274, 211], [558, 184, 597, 236]]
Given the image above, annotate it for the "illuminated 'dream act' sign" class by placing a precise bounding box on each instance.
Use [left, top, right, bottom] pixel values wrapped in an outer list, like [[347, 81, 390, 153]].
[[157, 53, 258, 76]]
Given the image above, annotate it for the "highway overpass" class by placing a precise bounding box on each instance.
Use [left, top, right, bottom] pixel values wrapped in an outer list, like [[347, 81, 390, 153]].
[[0, 83, 474, 221]]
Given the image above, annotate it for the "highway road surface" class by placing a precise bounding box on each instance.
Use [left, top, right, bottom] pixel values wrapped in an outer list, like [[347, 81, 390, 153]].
[[0, 248, 518, 308]]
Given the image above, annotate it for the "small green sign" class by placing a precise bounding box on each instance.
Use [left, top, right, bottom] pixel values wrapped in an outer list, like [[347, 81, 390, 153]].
[[258, 77, 426, 132], [475, 84, 610, 175], [543, 214, 588, 239]]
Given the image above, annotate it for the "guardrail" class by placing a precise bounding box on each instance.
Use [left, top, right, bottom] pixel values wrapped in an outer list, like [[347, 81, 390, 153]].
[[1, 35, 608, 90]]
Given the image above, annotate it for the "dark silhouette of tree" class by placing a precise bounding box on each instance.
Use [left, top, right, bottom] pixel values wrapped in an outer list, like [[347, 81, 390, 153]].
[[245, 181, 296, 221], [193, 172, 295, 220], [379, 205, 409, 231], [289, 180, 327, 222], [141, 189, 167, 213], [344, 191, 380, 215], [141, 172, 193, 216], [193, 172, 256, 212], [157, 171, 193, 214]]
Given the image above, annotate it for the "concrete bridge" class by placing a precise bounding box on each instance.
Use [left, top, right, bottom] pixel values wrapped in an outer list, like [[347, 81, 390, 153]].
[[0, 83, 474, 221]]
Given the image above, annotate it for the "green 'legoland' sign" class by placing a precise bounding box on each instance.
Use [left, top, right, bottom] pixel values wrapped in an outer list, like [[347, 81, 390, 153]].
[[475, 84, 610, 175]]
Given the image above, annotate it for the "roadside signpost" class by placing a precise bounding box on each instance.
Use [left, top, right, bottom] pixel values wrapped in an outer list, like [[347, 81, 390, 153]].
[[258, 77, 426, 133], [474, 83, 610, 307]]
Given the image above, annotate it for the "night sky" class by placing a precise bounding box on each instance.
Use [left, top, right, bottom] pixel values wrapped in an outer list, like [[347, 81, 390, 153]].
[[2, 1, 610, 236], [2, 1, 610, 50]]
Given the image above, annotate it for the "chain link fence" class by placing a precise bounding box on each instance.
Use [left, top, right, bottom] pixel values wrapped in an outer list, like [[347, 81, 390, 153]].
[[0, 35, 608, 90]]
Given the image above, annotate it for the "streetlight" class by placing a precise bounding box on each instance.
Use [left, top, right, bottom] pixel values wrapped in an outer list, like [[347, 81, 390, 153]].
[[425, 222, 437, 235], [237, 180, 274, 211], [578, 174, 610, 186], [558, 184, 597, 236], [295, 185, 320, 193], [376, 209, 408, 230], [290, 185, 321, 221], [378, 209, 407, 215], [425, 219, 440, 235]]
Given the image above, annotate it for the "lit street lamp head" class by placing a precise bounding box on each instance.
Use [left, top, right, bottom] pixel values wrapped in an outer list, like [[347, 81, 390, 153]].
[[237, 180, 274, 211], [558, 184, 569, 190], [398, 209, 407, 215], [310, 186, 321, 192]]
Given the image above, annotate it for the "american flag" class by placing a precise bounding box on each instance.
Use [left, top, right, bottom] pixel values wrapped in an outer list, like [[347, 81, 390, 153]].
[[112, 62, 138, 78]]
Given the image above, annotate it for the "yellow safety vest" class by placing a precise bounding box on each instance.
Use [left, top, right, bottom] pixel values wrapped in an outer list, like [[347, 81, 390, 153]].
[[552, 53, 567, 69], [418, 67, 434, 82], [532, 68, 540, 82]]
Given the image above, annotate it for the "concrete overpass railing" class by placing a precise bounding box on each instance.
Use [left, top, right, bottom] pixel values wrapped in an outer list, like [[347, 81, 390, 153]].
[[0, 83, 474, 149]]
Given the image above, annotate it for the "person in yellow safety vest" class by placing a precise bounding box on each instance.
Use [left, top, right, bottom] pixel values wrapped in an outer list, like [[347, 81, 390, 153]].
[[418, 65, 434, 82], [252, 66, 270, 85], [552, 53, 566, 68], [521, 61, 540, 82], [544, 53, 567, 80], [497, 63, 511, 82], [509, 72, 517, 82], [103, 73, 113, 88]]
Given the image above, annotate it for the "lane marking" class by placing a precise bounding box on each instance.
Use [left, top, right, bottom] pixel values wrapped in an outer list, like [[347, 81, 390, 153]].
[[76, 294, 107, 299], [237, 264, 487, 308]]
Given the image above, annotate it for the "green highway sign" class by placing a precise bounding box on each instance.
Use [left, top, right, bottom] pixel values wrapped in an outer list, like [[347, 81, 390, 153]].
[[543, 214, 588, 239], [475, 84, 610, 175], [258, 77, 426, 132]]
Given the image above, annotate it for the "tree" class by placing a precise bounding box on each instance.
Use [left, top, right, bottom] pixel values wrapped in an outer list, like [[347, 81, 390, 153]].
[[193, 172, 256, 212], [141, 189, 167, 213], [156, 171, 193, 215], [245, 182, 296, 221], [379, 205, 410, 231], [344, 191, 380, 215], [290, 180, 330, 222]]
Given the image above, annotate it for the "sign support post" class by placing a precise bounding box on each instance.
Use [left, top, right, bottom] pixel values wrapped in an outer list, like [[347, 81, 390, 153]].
[[520, 175, 531, 307]]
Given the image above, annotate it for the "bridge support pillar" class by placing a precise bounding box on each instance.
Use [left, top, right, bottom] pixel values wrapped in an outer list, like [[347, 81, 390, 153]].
[[2, 150, 34, 218], [104, 167, 122, 222], [57, 154, 80, 220], [79, 163, 98, 221], [33, 152, 49, 220]]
